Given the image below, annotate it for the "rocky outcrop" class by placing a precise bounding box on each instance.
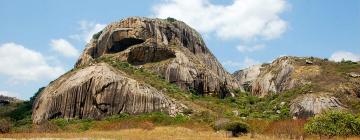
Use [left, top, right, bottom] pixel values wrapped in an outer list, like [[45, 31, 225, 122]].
[[75, 17, 239, 97], [290, 94, 345, 118], [0, 95, 19, 106], [233, 65, 263, 92], [33, 63, 185, 124], [250, 57, 297, 96], [243, 56, 322, 97]]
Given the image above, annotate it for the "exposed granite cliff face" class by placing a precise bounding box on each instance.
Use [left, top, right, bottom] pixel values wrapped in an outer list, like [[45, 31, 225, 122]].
[[33, 63, 185, 124], [290, 93, 345, 118], [233, 56, 360, 117], [233, 65, 263, 92], [75, 17, 239, 97]]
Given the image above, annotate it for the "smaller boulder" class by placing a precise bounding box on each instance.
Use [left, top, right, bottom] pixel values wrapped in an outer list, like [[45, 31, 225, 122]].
[[348, 72, 360, 78]]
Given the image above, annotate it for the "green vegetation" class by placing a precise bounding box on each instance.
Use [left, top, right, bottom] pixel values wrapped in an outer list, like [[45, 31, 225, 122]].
[[92, 30, 103, 39], [96, 57, 188, 100], [304, 111, 360, 137], [224, 121, 249, 137], [0, 87, 44, 133], [166, 17, 177, 23]]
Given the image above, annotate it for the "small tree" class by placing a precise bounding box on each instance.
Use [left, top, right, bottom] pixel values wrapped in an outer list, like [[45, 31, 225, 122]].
[[304, 111, 360, 137], [223, 121, 249, 137]]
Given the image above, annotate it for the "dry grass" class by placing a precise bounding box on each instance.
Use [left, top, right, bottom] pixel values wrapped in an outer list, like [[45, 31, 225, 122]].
[[2, 126, 360, 140], [0, 127, 265, 140]]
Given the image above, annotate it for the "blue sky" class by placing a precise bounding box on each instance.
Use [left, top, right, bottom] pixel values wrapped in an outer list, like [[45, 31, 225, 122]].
[[0, 0, 359, 99]]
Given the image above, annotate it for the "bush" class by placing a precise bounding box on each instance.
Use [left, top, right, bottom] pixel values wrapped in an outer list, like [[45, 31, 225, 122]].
[[92, 30, 103, 39], [304, 111, 360, 137], [0, 119, 11, 133], [214, 120, 249, 137], [166, 17, 176, 23], [224, 121, 249, 137]]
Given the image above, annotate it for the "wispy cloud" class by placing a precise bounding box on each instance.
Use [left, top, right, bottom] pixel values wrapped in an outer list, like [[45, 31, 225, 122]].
[[223, 57, 261, 72], [50, 39, 79, 58], [70, 21, 106, 43], [330, 51, 360, 62], [153, 0, 289, 41], [237, 44, 266, 53], [0, 43, 65, 82]]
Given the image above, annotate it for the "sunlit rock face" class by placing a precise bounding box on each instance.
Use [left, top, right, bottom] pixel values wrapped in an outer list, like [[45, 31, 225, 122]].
[[33, 17, 240, 124], [76, 17, 239, 97], [32, 63, 185, 124]]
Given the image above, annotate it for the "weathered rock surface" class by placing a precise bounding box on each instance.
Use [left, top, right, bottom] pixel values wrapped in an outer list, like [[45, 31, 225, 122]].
[[290, 94, 345, 118], [236, 56, 321, 97], [33, 63, 185, 124], [76, 17, 239, 97], [233, 65, 263, 92]]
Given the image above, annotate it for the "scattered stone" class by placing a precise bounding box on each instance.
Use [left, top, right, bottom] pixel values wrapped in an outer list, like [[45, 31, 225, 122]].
[[306, 60, 313, 64], [348, 72, 360, 78], [280, 102, 286, 106], [276, 110, 281, 114]]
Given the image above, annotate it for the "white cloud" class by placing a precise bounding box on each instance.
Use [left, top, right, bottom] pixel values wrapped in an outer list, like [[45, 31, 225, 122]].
[[50, 39, 79, 57], [223, 57, 260, 72], [153, 0, 289, 40], [70, 21, 106, 43], [0, 90, 20, 99], [0, 43, 65, 82], [237, 44, 265, 52], [329, 51, 360, 62]]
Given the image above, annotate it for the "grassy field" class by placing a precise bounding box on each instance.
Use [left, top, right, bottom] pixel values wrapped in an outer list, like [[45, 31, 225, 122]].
[[1, 126, 360, 140]]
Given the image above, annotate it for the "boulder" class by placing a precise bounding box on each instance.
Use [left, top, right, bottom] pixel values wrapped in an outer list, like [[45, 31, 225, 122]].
[[290, 93, 345, 118], [32, 63, 185, 124]]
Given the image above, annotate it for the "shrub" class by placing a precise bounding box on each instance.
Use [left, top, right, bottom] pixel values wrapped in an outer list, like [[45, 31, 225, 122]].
[[304, 111, 360, 137], [92, 30, 103, 39], [213, 120, 249, 137], [0, 119, 11, 133], [224, 121, 249, 137], [166, 17, 176, 23]]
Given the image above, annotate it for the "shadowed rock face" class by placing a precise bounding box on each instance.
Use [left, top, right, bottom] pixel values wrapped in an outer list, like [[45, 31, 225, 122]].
[[76, 17, 239, 96], [32, 63, 185, 124]]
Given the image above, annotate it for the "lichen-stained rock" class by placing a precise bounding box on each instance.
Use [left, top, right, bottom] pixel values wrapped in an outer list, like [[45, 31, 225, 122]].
[[75, 17, 239, 97], [290, 93, 345, 118], [32, 63, 185, 124]]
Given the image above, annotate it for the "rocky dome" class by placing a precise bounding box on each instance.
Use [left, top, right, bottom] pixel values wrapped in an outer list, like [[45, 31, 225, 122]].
[[76, 17, 239, 97], [33, 17, 239, 124]]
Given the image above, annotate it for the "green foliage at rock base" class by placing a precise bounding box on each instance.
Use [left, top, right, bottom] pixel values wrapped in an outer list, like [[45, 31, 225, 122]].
[[304, 111, 360, 137]]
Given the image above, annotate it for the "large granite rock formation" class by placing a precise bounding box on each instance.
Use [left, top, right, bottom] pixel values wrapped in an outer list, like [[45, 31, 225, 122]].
[[75, 17, 239, 97], [33, 17, 238, 123], [33, 63, 185, 124]]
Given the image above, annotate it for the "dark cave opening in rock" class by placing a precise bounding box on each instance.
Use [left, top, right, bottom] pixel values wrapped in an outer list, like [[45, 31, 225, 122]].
[[109, 38, 145, 53]]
